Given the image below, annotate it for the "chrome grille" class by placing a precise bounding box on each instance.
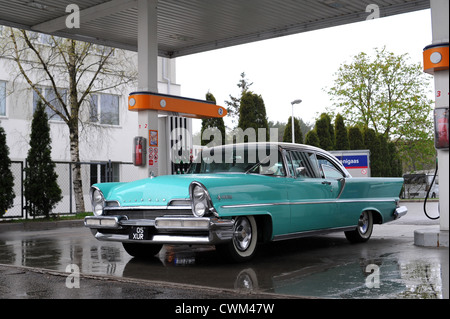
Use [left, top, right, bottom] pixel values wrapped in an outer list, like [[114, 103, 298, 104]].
[[103, 208, 191, 220]]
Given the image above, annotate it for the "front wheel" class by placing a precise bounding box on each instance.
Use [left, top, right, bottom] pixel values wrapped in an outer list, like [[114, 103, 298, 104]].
[[216, 216, 258, 263], [345, 211, 373, 243]]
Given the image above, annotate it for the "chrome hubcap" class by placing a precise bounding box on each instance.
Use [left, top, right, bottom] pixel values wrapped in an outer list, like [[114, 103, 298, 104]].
[[233, 217, 252, 251], [358, 212, 369, 234]]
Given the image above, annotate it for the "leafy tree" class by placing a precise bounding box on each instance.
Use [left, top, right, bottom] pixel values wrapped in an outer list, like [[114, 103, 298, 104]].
[[201, 92, 226, 146], [0, 124, 15, 217], [238, 91, 269, 142], [328, 47, 434, 168], [24, 101, 62, 218], [2, 28, 136, 213], [305, 130, 320, 147], [283, 116, 303, 144], [225, 72, 253, 126], [334, 113, 349, 150], [348, 126, 365, 150]]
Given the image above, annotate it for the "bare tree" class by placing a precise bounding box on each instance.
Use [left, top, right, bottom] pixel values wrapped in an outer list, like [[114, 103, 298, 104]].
[[1, 28, 137, 212]]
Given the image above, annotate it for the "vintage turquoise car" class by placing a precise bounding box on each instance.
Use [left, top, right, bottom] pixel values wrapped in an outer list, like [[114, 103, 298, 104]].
[[85, 143, 407, 262]]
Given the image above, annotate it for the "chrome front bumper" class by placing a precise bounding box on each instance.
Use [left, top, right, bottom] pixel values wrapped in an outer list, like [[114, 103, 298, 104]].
[[85, 215, 235, 245]]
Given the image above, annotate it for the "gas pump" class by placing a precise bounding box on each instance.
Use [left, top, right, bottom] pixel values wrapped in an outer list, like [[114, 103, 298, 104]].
[[128, 92, 227, 175], [422, 41, 449, 224]]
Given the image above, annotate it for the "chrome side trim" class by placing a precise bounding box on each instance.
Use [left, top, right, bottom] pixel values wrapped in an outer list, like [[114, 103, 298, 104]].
[[221, 198, 396, 209], [273, 226, 356, 241], [336, 178, 346, 199]]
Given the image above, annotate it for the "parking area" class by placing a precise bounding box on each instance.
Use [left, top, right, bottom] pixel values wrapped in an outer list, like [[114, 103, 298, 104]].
[[0, 202, 448, 299]]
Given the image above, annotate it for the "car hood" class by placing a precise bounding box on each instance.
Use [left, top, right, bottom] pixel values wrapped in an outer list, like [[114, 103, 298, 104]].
[[94, 173, 285, 209]]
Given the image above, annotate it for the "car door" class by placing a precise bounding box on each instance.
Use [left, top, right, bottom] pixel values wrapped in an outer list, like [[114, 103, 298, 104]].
[[285, 150, 340, 233]]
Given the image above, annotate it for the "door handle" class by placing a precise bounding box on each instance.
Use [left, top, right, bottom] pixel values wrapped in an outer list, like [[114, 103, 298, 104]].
[[321, 181, 332, 185]]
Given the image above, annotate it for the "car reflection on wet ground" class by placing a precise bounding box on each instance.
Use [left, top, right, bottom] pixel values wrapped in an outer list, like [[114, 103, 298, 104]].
[[0, 202, 448, 299]]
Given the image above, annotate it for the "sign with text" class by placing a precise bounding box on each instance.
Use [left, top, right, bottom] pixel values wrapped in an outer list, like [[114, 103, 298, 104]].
[[334, 155, 369, 169]]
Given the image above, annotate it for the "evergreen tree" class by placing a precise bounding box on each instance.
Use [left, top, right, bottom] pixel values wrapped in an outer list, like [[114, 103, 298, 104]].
[[348, 126, 364, 150], [24, 101, 62, 218], [388, 142, 403, 177], [238, 91, 269, 142], [378, 134, 392, 177], [334, 113, 349, 150], [363, 127, 382, 177], [305, 130, 320, 147], [315, 113, 334, 150], [0, 124, 15, 217], [283, 116, 303, 144], [201, 92, 226, 146]]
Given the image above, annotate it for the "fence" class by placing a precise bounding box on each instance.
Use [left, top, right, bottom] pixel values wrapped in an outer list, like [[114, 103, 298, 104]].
[[1, 160, 140, 219]]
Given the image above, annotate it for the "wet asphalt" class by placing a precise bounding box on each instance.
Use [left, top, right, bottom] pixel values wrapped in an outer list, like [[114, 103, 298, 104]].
[[0, 201, 448, 300]]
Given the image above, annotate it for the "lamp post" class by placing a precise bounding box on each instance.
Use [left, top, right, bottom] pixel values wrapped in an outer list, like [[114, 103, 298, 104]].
[[291, 99, 302, 143]]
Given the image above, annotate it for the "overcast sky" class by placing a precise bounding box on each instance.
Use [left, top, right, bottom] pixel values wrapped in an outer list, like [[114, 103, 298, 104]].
[[176, 9, 433, 134]]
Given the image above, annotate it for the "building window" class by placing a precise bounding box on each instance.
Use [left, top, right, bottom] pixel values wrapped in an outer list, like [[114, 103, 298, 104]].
[[0, 81, 6, 116], [89, 93, 120, 126], [90, 162, 120, 185], [33, 87, 67, 122]]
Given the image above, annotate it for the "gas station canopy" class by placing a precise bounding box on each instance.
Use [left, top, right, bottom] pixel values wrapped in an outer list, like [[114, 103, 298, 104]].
[[0, 0, 429, 58]]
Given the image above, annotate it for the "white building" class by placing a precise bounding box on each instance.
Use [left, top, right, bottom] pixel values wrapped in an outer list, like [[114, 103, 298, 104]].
[[0, 28, 183, 217]]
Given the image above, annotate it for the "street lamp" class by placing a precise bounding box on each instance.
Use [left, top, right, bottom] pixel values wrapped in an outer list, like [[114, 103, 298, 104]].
[[291, 99, 302, 143]]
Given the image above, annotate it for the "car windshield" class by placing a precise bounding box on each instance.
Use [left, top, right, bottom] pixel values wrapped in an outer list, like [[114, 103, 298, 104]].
[[188, 144, 285, 176]]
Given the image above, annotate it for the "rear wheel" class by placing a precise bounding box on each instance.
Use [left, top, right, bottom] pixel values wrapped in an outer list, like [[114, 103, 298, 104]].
[[345, 211, 373, 243], [216, 216, 258, 263], [122, 243, 162, 259]]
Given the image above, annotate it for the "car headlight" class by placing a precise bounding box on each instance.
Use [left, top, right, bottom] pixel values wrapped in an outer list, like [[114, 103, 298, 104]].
[[90, 187, 105, 216], [189, 182, 216, 217]]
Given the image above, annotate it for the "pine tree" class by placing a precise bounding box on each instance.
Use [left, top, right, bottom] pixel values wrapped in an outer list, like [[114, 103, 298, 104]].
[[0, 124, 15, 217], [238, 91, 269, 142], [378, 134, 391, 177], [315, 113, 334, 150], [388, 142, 403, 177], [24, 101, 62, 218], [334, 114, 349, 150], [348, 126, 364, 150], [283, 116, 303, 144], [201, 92, 226, 146], [363, 127, 382, 177], [305, 130, 320, 147]]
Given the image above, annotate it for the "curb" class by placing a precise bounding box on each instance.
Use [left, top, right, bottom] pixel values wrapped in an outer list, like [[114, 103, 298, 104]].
[[0, 219, 84, 233], [414, 228, 449, 247]]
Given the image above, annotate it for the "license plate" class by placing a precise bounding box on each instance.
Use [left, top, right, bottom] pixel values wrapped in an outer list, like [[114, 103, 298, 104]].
[[129, 226, 148, 240]]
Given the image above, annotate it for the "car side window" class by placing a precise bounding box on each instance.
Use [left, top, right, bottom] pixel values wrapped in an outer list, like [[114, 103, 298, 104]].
[[248, 151, 286, 177], [317, 154, 345, 179], [287, 151, 320, 178]]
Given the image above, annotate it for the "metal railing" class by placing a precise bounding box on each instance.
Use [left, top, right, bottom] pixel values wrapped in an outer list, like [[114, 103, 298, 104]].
[[1, 160, 139, 219]]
